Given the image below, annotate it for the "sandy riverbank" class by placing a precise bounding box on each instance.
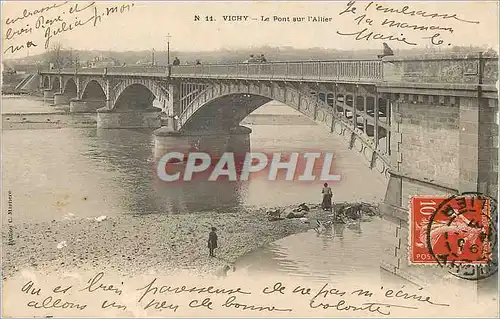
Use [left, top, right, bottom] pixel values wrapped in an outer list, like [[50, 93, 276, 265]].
[[2, 112, 313, 131], [2, 204, 346, 280], [241, 114, 315, 125]]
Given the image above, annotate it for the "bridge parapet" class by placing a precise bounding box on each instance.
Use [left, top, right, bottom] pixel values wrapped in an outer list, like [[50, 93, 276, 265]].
[[41, 54, 498, 91], [382, 52, 498, 87], [43, 66, 168, 77], [170, 60, 383, 82], [106, 66, 167, 77], [42, 60, 385, 82]]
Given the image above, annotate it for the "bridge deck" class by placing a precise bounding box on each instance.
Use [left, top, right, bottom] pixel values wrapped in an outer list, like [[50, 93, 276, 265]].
[[40, 54, 499, 89], [40, 60, 384, 83]]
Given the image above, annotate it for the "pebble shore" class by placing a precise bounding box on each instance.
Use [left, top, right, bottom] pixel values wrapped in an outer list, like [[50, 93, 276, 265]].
[[2, 205, 334, 280]]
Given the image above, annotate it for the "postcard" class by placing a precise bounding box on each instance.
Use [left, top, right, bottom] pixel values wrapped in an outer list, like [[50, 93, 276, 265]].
[[1, 0, 499, 317]]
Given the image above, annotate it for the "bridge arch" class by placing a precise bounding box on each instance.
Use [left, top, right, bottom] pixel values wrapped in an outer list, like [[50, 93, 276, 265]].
[[63, 78, 77, 96], [113, 83, 158, 111], [111, 78, 170, 112], [178, 82, 391, 177], [80, 78, 107, 100], [52, 76, 61, 92], [42, 76, 50, 89], [81, 80, 106, 100], [180, 93, 272, 132], [80, 79, 108, 111]]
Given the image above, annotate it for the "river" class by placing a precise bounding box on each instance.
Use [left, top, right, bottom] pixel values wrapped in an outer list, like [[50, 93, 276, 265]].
[[2, 95, 387, 224]]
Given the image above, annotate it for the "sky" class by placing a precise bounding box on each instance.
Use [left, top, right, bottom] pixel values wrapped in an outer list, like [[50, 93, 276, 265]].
[[1, 1, 499, 59]]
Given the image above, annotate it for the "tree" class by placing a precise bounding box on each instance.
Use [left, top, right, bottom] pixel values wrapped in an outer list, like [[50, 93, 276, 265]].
[[47, 42, 62, 69], [46, 42, 75, 70]]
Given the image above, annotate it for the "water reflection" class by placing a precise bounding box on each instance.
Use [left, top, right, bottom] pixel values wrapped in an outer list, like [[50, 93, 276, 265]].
[[151, 180, 245, 213], [88, 128, 249, 214], [316, 222, 348, 249], [233, 218, 382, 284], [347, 220, 362, 236], [84, 128, 159, 214]]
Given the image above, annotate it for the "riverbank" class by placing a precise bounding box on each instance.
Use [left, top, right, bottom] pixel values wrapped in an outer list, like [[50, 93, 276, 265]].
[[241, 114, 315, 125], [2, 112, 315, 130], [2, 111, 96, 130], [1, 203, 377, 280]]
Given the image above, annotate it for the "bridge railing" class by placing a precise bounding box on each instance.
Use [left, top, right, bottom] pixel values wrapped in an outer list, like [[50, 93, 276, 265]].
[[38, 60, 384, 82], [41, 55, 496, 87], [170, 60, 384, 82], [40, 66, 169, 77], [107, 66, 167, 76]]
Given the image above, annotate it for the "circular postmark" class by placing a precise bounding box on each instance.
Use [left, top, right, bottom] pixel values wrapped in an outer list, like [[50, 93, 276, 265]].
[[426, 192, 498, 280]]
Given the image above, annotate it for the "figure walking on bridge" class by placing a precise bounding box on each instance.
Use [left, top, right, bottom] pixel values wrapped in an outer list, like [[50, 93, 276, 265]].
[[244, 54, 258, 63], [208, 227, 218, 257]]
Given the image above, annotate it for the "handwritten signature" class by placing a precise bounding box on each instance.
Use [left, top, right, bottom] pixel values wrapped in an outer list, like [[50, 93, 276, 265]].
[[336, 28, 417, 46], [336, 0, 480, 47]]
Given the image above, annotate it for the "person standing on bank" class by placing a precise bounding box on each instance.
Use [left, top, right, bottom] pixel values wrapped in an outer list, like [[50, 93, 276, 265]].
[[322, 183, 333, 211], [208, 227, 218, 257]]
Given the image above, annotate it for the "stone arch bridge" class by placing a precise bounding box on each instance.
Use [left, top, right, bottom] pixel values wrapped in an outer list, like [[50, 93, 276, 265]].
[[40, 54, 498, 286]]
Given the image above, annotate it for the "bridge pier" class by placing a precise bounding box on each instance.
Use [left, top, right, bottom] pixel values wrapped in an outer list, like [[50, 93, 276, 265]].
[[43, 89, 55, 99], [153, 126, 251, 161], [70, 99, 107, 113], [96, 108, 162, 129], [53, 93, 72, 105]]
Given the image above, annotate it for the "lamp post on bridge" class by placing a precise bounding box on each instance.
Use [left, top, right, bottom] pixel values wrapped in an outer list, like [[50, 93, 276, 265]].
[[166, 33, 171, 65]]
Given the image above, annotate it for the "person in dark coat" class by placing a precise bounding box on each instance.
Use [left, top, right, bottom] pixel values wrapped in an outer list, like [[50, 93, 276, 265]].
[[172, 57, 180, 66], [321, 183, 333, 211], [377, 43, 394, 59], [208, 227, 218, 257]]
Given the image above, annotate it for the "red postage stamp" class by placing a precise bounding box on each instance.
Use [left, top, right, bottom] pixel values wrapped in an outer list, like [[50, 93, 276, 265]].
[[410, 195, 493, 265]]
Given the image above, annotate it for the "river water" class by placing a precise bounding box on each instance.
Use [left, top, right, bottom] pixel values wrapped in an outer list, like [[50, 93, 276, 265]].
[[233, 217, 387, 284], [2, 95, 387, 224]]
